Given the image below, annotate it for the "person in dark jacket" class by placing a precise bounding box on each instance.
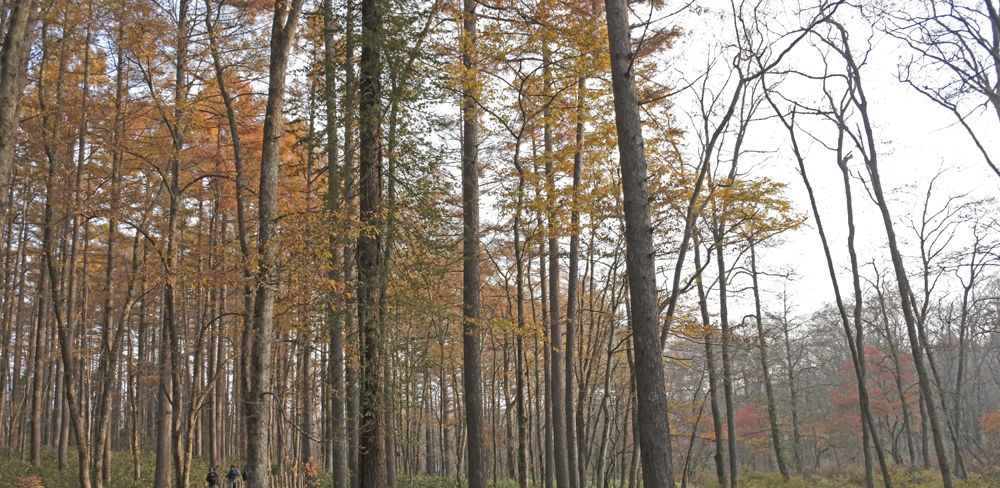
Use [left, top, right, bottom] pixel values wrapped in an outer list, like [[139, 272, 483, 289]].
[[206, 467, 219, 487], [226, 465, 241, 486]]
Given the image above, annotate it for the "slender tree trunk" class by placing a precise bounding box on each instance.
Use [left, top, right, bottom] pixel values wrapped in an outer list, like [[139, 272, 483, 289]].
[[565, 76, 584, 488], [37, 43, 91, 485], [30, 138, 52, 467], [167, 2, 191, 485], [247, 3, 305, 488], [540, 38, 569, 488], [131, 298, 146, 480], [30, 145, 49, 470], [0, 0, 38, 207], [357, 0, 386, 486], [204, 3, 256, 430], [539, 221, 553, 488], [918, 389, 930, 469], [514, 159, 528, 488], [205, 6, 254, 463], [829, 21, 946, 487], [301, 335, 313, 465], [694, 244, 727, 488], [45, 179, 92, 488], [342, 1, 360, 483], [779, 298, 803, 475], [837, 135, 890, 488], [952, 264, 978, 478], [604, 1, 674, 485], [711, 222, 738, 488], [63, 21, 88, 473], [84, 15, 127, 487], [322, 0, 346, 485], [0, 179, 23, 442], [749, 241, 789, 480], [765, 64, 894, 488], [874, 290, 916, 470], [594, 258, 621, 488]]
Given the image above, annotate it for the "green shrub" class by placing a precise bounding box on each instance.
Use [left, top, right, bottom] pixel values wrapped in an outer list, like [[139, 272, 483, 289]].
[[395, 474, 521, 488], [0, 447, 195, 488]]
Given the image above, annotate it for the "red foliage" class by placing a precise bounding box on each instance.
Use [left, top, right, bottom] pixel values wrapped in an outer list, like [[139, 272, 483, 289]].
[[827, 345, 918, 442], [734, 403, 770, 454]]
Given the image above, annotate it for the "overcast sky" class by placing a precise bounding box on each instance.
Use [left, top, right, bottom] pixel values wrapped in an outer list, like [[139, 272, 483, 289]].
[[663, 0, 1000, 321]]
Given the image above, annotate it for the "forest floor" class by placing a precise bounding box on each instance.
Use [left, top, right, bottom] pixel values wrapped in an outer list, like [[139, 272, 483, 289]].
[[728, 470, 997, 488], [1, 453, 997, 488], [0, 447, 205, 488]]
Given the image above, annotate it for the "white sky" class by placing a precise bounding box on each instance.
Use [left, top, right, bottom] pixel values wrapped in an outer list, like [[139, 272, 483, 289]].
[[663, 0, 1000, 322]]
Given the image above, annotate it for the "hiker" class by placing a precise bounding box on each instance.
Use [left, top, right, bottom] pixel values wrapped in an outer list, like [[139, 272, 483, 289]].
[[206, 467, 219, 487], [226, 465, 241, 487]]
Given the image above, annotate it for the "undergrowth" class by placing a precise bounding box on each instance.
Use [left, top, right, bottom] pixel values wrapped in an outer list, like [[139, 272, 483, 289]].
[[3, 454, 997, 488], [0, 447, 207, 488]]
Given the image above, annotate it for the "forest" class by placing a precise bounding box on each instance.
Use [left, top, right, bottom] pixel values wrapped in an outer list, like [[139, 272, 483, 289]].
[[0, 0, 999, 487]]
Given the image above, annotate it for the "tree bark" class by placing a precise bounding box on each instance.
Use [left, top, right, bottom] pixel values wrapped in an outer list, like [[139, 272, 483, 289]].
[[341, 1, 360, 483], [322, 0, 347, 484], [827, 19, 949, 488], [694, 243, 727, 488], [357, 0, 386, 486], [749, 241, 789, 480], [604, 1, 674, 486], [711, 222, 738, 488], [540, 38, 569, 488], [514, 168, 528, 488], [566, 76, 583, 488], [0, 0, 38, 208], [778, 296, 803, 475], [247, 2, 305, 488], [461, 2, 486, 488]]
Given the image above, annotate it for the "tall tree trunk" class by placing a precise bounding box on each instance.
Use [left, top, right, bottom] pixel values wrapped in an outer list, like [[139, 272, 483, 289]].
[[37, 40, 91, 485], [0, 176, 26, 443], [322, 0, 346, 484], [0, 0, 38, 207], [44, 173, 93, 488], [357, 0, 386, 487], [539, 218, 553, 488], [247, 2, 305, 488], [64, 19, 88, 474], [514, 159, 528, 488], [860, 93, 953, 488], [85, 14, 128, 487], [694, 244, 727, 488], [952, 254, 981, 477], [29, 145, 49, 469], [565, 76, 583, 488], [838, 139, 889, 488], [461, 2, 486, 488], [37, 23, 94, 487], [603, 1, 674, 486], [342, 0, 361, 483], [749, 241, 788, 480], [204, 4, 256, 443], [825, 22, 924, 487], [164, 2, 191, 485], [765, 61, 894, 488], [779, 296, 803, 475], [594, 249, 622, 488], [541, 38, 569, 488], [711, 222, 737, 488], [873, 288, 917, 470]]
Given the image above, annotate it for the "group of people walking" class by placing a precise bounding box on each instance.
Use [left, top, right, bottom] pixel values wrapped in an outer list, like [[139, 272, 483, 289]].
[[206, 465, 247, 487]]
